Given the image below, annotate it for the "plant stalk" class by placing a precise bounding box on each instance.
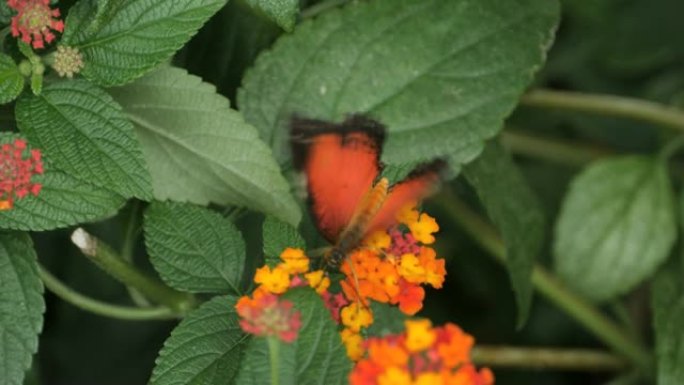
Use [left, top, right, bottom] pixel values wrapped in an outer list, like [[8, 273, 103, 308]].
[[71, 227, 195, 313], [520, 89, 684, 133], [268, 337, 280, 385], [472, 345, 628, 371], [39, 263, 179, 320]]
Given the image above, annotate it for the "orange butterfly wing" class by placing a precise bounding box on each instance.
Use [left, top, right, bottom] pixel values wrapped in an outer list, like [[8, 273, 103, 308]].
[[367, 163, 444, 233], [291, 115, 385, 243]]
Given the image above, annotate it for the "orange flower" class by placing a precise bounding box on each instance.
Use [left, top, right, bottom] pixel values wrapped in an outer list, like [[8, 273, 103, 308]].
[[446, 364, 494, 385], [394, 279, 425, 315], [419, 247, 446, 288], [349, 320, 493, 385], [437, 324, 474, 368], [254, 265, 291, 294]]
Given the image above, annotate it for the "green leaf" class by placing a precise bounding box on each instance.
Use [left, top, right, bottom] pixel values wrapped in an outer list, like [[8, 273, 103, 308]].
[[0, 170, 126, 231], [0, 54, 24, 104], [15, 80, 153, 200], [150, 295, 248, 385], [109, 66, 301, 225], [366, 302, 407, 337], [652, 261, 684, 385], [263, 215, 305, 267], [243, 0, 299, 31], [61, 0, 226, 86], [554, 156, 676, 302], [235, 288, 351, 385], [464, 141, 544, 327], [0, 232, 44, 385], [29, 71, 42, 95], [239, 0, 560, 165], [144, 201, 246, 294]]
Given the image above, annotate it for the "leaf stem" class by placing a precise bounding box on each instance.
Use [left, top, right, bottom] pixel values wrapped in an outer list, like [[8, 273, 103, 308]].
[[501, 129, 612, 166], [120, 200, 150, 307], [520, 89, 684, 133], [472, 345, 628, 371], [38, 263, 179, 320], [71, 227, 195, 313], [437, 191, 654, 375], [267, 336, 280, 385]]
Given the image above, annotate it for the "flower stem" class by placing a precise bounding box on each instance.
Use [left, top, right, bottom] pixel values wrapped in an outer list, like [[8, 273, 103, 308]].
[[472, 345, 628, 371], [267, 336, 280, 385], [520, 89, 684, 133], [437, 191, 654, 375], [38, 263, 179, 320], [71, 227, 195, 313]]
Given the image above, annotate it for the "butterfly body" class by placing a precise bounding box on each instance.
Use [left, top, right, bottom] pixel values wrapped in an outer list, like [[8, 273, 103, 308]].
[[291, 114, 443, 269]]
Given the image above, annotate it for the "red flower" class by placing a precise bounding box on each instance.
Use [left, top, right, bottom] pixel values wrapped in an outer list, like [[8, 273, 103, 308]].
[[0, 138, 43, 209], [8, 0, 64, 49], [235, 291, 302, 343]]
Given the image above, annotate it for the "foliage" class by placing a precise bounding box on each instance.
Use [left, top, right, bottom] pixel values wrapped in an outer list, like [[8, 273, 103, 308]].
[[1, 0, 683, 384]]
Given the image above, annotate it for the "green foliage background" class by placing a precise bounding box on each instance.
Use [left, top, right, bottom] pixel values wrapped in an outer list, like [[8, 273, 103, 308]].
[[1, 0, 683, 384]]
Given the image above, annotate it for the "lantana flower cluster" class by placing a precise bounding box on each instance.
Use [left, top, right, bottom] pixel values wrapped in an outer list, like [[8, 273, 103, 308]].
[[350, 319, 494, 385], [235, 247, 330, 343], [236, 204, 446, 360], [339, 204, 445, 359], [0, 138, 44, 210], [8, 0, 64, 49]]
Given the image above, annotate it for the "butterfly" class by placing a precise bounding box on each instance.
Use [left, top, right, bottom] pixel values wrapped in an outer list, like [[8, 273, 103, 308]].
[[290, 114, 444, 269]]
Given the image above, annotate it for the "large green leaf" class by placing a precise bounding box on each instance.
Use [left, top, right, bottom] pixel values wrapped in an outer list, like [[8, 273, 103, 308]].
[[109, 66, 301, 225], [554, 156, 676, 302], [235, 288, 351, 385], [151, 295, 248, 385], [15, 80, 152, 200], [238, 0, 559, 165], [262, 215, 305, 267], [243, 0, 298, 31], [0, 233, 44, 385], [0, 54, 24, 104], [61, 0, 226, 86], [652, 261, 684, 385], [0, 170, 125, 231], [464, 141, 545, 327], [144, 201, 246, 294]]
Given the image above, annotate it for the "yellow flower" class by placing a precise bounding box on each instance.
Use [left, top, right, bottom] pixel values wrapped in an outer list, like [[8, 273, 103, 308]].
[[409, 213, 439, 244], [363, 230, 391, 250], [405, 319, 436, 353], [254, 265, 290, 294], [398, 253, 426, 284], [280, 247, 309, 274], [396, 202, 419, 225], [341, 328, 364, 361], [378, 367, 412, 385], [415, 372, 444, 385], [305, 270, 330, 294], [340, 302, 373, 332]]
